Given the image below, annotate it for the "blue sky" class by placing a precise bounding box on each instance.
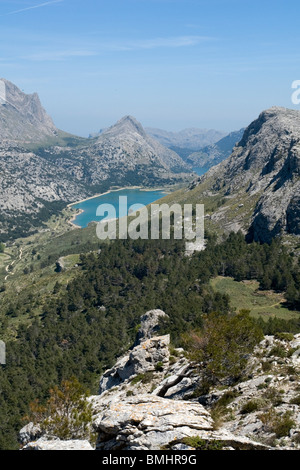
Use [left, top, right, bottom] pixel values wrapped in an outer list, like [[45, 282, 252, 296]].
[[0, 0, 299, 136]]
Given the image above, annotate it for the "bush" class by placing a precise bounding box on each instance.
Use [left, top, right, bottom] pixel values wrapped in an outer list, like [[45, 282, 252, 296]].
[[155, 361, 164, 372], [268, 345, 287, 358], [274, 333, 294, 342], [184, 310, 263, 388], [240, 399, 262, 415], [131, 371, 155, 385], [27, 377, 93, 442], [261, 361, 272, 373], [181, 437, 224, 450], [260, 410, 295, 438], [290, 395, 300, 406]]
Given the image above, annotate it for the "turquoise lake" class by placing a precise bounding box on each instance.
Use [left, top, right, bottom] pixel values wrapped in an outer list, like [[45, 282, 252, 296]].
[[72, 188, 168, 228]]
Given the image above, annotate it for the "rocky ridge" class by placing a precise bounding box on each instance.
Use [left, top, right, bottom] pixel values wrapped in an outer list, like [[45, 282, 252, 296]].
[[20, 309, 300, 451]]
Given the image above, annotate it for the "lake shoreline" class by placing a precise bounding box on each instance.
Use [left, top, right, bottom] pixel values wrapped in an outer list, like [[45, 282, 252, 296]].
[[68, 208, 85, 228], [67, 186, 144, 208], [67, 186, 171, 228]]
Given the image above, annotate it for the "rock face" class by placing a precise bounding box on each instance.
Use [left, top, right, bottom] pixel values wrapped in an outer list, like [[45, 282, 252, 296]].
[[96, 116, 189, 172], [22, 438, 93, 451], [99, 334, 171, 395], [185, 107, 300, 242], [99, 310, 171, 394], [93, 395, 213, 450], [135, 309, 169, 344]]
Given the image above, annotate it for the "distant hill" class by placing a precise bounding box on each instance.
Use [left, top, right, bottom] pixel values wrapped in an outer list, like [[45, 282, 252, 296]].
[[145, 127, 226, 151], [186, 128, 245, 169]]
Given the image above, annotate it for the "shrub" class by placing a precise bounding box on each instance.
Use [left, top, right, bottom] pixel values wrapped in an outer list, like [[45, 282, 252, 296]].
[[274, 333, 294, 342], [268, 345, 287, 358], [27, 377, 94, 442], [264, 387, 283, 407], [131, 371, 155, 385], [240, 399, 262, 415], [155, 361, 164, 372], [183, 310, 263, 388], [261, 361, 272, 373], [290, 395, 300, 406], [260, 410, 295, 438], [181, 437, 224, 450]]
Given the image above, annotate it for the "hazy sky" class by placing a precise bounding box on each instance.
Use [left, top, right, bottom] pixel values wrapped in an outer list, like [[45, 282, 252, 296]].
[[0, 0, 299, 136]]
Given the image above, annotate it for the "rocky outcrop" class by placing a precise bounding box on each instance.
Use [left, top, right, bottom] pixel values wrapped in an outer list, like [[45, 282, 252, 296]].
[[93, 395, 213, 450], [19, 423, 42, 446], [134, 309, 168, 344], [22, 438, 93, 451], [20, 309, 300, 451], [99, 334, 171, 395], [93, 326, 300, 451]]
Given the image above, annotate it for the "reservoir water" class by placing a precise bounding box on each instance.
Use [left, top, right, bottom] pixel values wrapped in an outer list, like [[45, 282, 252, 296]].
[[71, 188, 168, 228]]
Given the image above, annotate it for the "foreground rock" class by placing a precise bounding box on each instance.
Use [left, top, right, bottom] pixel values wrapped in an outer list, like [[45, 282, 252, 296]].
[[93, 395, 213, 450], [22, 438, 93, 451], [20, 310, 300, 451]]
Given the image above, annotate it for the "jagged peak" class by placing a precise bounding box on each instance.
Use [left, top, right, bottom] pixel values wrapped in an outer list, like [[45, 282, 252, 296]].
[[0, 77, 56, 138], [238, 106, 300, 149]]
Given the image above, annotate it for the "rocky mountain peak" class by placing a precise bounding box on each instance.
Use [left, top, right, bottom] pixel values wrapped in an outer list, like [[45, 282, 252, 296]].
[[100, 115, 147, 139], [239, 106, 300, 154], [189, 106, 300, 243], [0, 78, 56, 142]]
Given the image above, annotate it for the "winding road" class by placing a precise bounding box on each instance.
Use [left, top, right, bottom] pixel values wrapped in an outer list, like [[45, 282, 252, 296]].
[[4, 247, 23, 281]]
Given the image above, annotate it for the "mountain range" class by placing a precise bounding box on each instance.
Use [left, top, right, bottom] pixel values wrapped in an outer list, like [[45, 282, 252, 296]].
[[0, 78, 300, 246], [0, 79, 192, 240], [146, 126, 226, 150]]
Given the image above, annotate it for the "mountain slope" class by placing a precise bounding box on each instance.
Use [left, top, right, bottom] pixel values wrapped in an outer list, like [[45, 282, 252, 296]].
[[162, 107, 300, 243]]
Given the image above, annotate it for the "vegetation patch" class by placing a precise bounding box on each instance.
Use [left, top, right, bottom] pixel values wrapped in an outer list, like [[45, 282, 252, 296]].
[[181, 437, 225, 450]]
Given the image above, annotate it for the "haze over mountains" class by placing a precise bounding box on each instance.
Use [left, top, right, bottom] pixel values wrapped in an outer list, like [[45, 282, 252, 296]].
[[186, 128, 245, 169], [145, 127, 226, 151]]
